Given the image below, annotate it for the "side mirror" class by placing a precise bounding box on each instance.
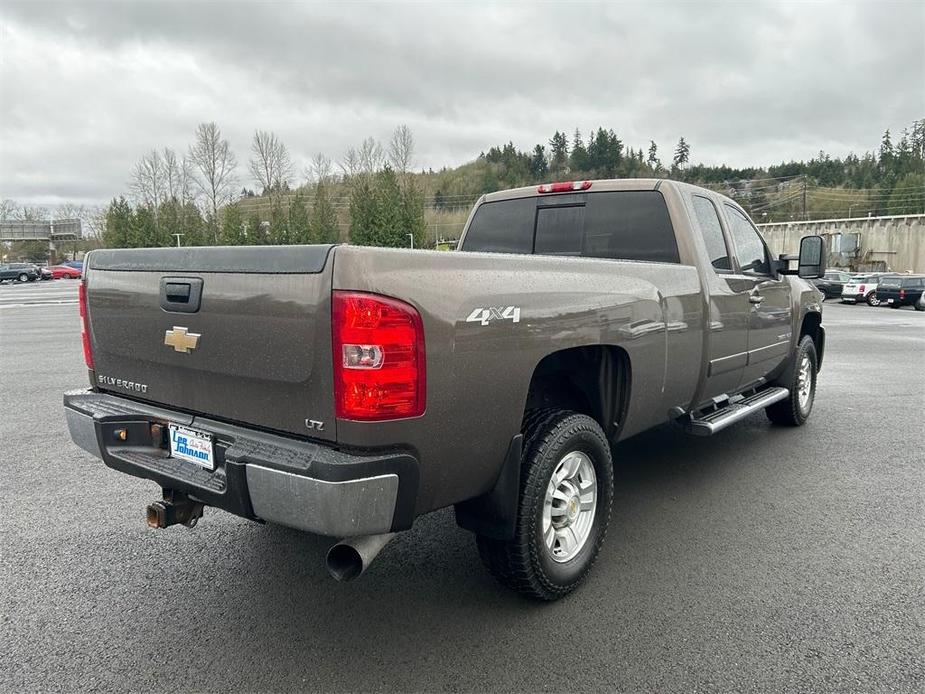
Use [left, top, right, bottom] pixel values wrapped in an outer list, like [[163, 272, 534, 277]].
[[797, 235, 825, 279]]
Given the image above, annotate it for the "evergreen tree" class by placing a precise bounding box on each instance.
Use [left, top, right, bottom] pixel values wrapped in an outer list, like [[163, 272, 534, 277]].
[[879, 129, 894, 172], [530, 144, 548, 179], [245, 212, 265, 245], [647, 141, 661, 172], [399, 174, 427, 248], [673, 137, 691, 173], [269, 202, 289, 244], [219, 203, 247, 245], [570, 129, 589, 172], [131, 205, 158, 247], [288, 192, 312, 244], [548, 131, 569, 174], [371, 166, 404, 247], [311, 181, 340, 244], [348, 174, 377, 246], [103, 197, 133, 248]]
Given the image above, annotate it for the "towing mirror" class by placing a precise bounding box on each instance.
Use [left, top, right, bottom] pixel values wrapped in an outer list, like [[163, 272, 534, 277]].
[[797, 235, 825, 279]]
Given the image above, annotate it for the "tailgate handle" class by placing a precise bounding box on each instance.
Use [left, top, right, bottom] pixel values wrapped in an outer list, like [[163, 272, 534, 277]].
[[160, 277, 203, 313], [165, 283, 190, 302]]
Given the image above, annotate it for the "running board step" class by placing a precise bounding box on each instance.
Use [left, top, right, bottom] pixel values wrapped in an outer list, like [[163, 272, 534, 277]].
[[685, 387, 789, 436]]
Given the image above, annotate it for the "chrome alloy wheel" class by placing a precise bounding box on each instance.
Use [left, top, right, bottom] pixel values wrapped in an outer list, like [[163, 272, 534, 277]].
[[797, 353, 813, 412], [542, 451, 597, 563]]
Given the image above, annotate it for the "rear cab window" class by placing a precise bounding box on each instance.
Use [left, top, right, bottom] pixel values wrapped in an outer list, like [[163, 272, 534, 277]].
[[461, 190, 681, 264], [878, 276, 902, 288]]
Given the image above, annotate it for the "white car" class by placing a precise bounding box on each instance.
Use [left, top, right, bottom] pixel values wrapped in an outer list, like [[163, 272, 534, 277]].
[[841, 273, 888, 306]]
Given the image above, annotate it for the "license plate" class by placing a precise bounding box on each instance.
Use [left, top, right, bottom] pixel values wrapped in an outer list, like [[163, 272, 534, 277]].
[[168, 424, 214, 470], [887, 298, 894, 303]]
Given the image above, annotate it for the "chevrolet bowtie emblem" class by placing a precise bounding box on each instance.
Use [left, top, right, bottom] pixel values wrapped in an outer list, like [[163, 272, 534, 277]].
[[164, 326, 200, 353]]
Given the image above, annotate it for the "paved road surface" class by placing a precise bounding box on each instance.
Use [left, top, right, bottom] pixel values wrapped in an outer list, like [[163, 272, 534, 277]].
[[1, 283, 923, 692], [0, 278, 79, 309]]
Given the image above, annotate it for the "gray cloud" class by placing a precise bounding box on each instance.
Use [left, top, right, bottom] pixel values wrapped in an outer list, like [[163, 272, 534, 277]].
[[1, 0, 922, 206]]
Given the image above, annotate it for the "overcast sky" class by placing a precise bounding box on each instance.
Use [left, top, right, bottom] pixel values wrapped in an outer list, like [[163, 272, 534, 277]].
[[1, 0, 923, 207]]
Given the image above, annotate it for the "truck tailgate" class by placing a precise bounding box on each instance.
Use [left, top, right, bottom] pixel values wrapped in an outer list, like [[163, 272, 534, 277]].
[[84, 245, 336, 442]]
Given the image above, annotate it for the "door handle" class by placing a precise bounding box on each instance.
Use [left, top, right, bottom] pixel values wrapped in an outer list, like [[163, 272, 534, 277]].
[[749, 292, 765, 305]]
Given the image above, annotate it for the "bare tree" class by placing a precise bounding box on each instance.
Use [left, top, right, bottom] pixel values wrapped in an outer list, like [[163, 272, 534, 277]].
[[189, 122, 238, 235], [82, 206, 107, 238], [340, 147, 362, 178], [304, 152, 334, 186], [358, 137, 384, 173], [249, 130, 293, 195], [162, 148, 193, 202], [0, 199, 16, 221], [388, 124, 415, 173], [341, 137, 384, 186], [130, 149, 165, 209]]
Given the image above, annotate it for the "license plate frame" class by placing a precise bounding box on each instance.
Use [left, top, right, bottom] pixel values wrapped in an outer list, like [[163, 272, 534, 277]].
[[168, 423, 215, 470]]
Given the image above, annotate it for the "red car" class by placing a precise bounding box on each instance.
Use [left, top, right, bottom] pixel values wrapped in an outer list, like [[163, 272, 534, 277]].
[[50, 264, 82, 279]]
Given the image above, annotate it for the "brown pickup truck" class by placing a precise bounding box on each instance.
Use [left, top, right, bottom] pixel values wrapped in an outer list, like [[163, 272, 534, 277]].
[[64, 178, 826, 600]]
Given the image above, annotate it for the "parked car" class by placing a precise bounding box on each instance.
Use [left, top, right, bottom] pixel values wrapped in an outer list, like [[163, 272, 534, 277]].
[[34, 265, 54, 281], [877, 274, 925, 310], [64, 178, 827, 600], [841, 273, 892, 306], [50, 264, 83, 279], [61, 260, 84, 270], [812, 269, 852, 300], [0, 263, 39, 283]]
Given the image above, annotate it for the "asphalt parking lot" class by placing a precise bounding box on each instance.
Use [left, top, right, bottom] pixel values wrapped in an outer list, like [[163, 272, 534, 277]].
[[1, 279, 923, 693]]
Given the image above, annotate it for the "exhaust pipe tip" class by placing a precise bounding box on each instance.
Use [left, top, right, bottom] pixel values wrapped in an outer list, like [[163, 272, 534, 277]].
[[326, 544, 364, 582], [325, 532, 396, 582]]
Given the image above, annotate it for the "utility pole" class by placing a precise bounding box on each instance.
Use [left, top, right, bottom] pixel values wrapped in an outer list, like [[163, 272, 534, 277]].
[[801, 175, 807, 221], [408, 233, 414, 249], [172, 233, 184, 247]]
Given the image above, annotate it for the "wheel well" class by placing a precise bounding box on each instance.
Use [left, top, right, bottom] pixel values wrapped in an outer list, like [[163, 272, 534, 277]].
[[524, 345, 630, 440], [800, 311, 824, 371]]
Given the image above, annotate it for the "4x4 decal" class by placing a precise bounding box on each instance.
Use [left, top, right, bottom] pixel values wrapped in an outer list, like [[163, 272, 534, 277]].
[[466, 306, 521, 326]]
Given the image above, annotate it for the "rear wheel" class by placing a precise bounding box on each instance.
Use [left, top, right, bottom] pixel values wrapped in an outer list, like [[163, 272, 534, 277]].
[[17, 273, 28, 282], [866, 291, 880, 307], [476, 411, 614, 600], [766, 335, 817, 426]]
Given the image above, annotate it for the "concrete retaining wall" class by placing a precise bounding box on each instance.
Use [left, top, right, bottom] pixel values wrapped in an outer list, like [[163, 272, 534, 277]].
[[758, 214, 925, 273]]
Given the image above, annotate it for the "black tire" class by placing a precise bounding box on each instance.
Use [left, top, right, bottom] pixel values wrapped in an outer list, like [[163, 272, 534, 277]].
[[866, 291, 880, 307], [476, 411, 614, 600], [915, 303, 925, 312], [18, 273, 29, 283], [766, 335, 817, 426]]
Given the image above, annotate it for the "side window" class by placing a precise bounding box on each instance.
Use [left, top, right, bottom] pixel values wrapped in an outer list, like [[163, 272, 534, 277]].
[[725, 205, 770, 275], [692, 196, 731, 271]]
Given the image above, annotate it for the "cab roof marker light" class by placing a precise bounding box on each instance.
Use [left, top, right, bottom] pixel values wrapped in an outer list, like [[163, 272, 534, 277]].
[[537, 181, 592, 194]]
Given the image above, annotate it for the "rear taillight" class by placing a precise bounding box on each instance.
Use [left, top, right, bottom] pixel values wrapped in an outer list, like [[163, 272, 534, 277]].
[[858, 284, 865, 293], [78, 280, 94, 369], [900, 288, 906, 299], [332, 291, 425, 420], [537, 180, 592, 194]]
